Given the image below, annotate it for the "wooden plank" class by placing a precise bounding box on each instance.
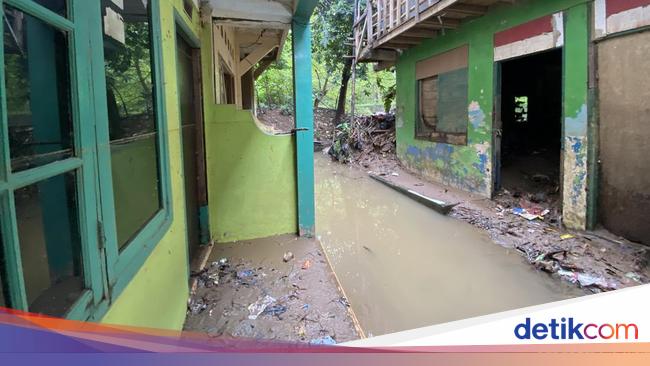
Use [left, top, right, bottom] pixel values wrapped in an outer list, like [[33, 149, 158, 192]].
[[191, 48, 208, 206], [446, 3, 488, 16], [369, 174, 459, 215]]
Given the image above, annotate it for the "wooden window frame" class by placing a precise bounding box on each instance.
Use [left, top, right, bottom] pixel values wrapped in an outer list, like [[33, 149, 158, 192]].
[[415, 45, 469, 146], [0, 0, 176, 321]]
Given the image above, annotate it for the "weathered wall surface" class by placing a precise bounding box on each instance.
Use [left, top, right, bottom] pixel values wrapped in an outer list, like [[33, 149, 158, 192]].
[[562, 4, 590, 230], [395, 0, 590, 229], [101, 0, 200, 330], [597, 30, 650, 245], [200, 21, 298, 243]]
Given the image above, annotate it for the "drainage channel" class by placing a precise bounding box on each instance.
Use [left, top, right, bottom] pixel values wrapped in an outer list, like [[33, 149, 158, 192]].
[[314, 154, 585, 337]]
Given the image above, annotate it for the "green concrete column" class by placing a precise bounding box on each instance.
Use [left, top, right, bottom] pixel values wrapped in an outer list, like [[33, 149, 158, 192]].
[[562, 3, 590, 230], [292, 19, 315, 237]]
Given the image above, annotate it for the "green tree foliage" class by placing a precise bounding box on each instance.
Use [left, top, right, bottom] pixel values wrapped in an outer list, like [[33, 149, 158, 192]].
[[104, 22, 154, 119], [254, 0, 396, 118], [256, 34, 294, 111]]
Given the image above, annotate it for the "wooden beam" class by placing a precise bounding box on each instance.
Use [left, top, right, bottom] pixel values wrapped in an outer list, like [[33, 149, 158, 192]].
[[446, 4, 488, 16], [401, 28, 438, 38], [238, 40, 278, 77], [374, 60, 395, 72], [210, 0, 293, 23], [418, 18, 461, 29], [359, 48, 398, 61], [254, 58, 274, 79], [382, 42, 414, 49], [391, 36, 424, 44], [213, 18, 290, 29]]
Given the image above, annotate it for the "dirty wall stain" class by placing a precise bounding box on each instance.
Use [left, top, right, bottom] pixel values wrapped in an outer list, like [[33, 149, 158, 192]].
[[398, 101, 492, 196], [563, 135, 588, 230]]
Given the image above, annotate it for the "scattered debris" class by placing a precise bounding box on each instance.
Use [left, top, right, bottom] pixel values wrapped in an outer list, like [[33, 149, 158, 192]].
[[237, 269, 255, 279], [189, 299, 207, 315], [261, 304, 288, 318], [283, 251, 294, 262], [512, 207, 549, 221], [328, 112, 396, 168], [626, 272, 642, 283], [310, 336, 337, 345], [448, 187, 649, 293], [184, 236, 360, 343], [337, 296, 351, 308], [302, 260, 312, 270], [207, 273, 219, 286], [248, 295, 276, 320], [557, 269, 617, 291]]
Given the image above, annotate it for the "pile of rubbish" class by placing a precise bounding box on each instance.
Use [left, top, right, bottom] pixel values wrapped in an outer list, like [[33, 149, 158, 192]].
[[184, 250, 358, 343], [450, 192, 649, 293], [327, 112, 396, 165]]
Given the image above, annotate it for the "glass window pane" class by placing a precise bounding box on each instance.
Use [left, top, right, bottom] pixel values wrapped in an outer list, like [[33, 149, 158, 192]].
[[15, 171, 84, 316], [35, 0, 67, 17], [102, 0, 162, 250], [3, 5, 74, 172]]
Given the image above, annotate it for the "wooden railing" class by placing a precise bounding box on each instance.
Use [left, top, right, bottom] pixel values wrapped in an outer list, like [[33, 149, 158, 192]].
[[354, 1, 433, 57]]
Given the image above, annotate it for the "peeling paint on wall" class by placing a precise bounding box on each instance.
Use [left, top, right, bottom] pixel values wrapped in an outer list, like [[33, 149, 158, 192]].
[[394, 0, 592, 229], [468, 101, 485, 130], [400, 141, 491, 195], [563, 136, 588, 229]]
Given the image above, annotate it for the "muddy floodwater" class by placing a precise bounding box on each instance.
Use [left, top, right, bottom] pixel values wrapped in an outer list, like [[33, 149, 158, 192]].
[[315, 155, 586, 337]]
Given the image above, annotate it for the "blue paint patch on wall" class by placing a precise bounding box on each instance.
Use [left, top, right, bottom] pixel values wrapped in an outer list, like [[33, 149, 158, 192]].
[[469, 101, 486, 131], [475, 152, 489, 174], [565, 104, 588, 136]]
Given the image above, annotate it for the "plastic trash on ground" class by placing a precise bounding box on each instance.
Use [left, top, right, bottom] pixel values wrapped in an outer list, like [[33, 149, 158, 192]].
[[310, 336, 336, 345], [248, 295, 276, 320]]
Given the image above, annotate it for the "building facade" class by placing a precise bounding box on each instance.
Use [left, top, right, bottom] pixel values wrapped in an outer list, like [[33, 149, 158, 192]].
[[355, 0, 650, 243], [0, 0, 317, 330]]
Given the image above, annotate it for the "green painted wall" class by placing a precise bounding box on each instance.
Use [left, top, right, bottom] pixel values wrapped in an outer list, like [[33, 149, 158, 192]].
[[199, 18, 298, 243], [561, 4, 590, 230], [101, 0, 202, 330], [394, 0, 590, 229]]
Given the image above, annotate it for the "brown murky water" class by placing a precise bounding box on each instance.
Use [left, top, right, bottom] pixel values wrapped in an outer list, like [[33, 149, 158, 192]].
[[315, 155, 585, 337]]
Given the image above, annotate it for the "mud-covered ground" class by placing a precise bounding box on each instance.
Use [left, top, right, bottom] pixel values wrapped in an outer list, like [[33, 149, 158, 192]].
[[183, 235, 360, 344], [314, 108, 649, 293], [358, 157, 650, 293]]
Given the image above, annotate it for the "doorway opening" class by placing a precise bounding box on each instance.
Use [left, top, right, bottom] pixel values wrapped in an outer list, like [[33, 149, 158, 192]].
[[498, 49, 563, 209], [177, 32, 208, 263]]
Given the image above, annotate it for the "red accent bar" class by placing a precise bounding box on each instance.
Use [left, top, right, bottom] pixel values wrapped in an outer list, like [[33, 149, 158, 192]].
[[494, 15, 554, 47], [606, 0, 650, 17]]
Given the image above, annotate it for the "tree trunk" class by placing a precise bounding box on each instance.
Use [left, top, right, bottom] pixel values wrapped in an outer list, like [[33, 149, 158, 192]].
[[313, 73, 330, 110], [333, 57, 353, 125]]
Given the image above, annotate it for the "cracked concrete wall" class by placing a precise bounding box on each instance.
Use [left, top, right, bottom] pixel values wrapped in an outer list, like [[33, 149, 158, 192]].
[[394, 0, 591, 228]]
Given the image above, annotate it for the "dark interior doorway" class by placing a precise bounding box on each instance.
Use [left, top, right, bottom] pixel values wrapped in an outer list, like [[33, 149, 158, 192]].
[[177, 32, 208, 263], [497, 49, 563, 205]]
